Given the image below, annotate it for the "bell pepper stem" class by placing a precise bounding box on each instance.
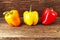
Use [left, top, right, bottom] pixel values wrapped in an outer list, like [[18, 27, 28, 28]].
[[30, 5, 32, 12], [10, 11, 13, 14], [3, 12, 6, 15], [50, 7, 53, 11], [3, 11, 10, 15]]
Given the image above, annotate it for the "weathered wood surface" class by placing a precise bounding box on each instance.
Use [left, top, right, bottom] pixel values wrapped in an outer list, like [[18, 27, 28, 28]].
[[0, 17, 60, 38], [0, 38, 60, 40], [0, 0, 60, 17]]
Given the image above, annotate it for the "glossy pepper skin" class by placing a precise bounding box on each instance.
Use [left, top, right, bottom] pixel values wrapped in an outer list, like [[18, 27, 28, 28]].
[[23, 11, 38, 26], [41, 8, 58, 25], [23, 5, 39, 26], [3, 10, 21, 27]]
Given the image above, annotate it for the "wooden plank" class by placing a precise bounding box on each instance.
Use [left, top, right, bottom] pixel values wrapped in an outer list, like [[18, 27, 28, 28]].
[[1, 38, 60, 40], [0, 17, 60, 38], [0, 0, 60, 17]]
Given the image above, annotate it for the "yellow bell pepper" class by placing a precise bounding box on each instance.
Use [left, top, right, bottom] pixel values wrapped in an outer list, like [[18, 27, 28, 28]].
[[23, 5, 39, 26]]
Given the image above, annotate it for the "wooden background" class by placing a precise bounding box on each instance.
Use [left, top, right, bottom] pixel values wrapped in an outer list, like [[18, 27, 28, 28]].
[[0, 0, 60, 40], [0, 0, 60, 17]]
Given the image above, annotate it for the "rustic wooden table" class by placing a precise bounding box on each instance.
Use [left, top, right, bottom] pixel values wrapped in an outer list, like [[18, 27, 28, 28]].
[[0, 17, 60, 40]]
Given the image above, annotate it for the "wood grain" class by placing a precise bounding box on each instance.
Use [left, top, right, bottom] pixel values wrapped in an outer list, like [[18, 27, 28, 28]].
[[0, 17, 60, 38], [0, 0, 60, 17]]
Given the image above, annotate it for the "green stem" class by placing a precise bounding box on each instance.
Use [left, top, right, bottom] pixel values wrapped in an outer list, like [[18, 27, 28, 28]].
[[3, 11, 10, 15], [10, 11, 13, 14], [30, 5, 32, 12], [50, 7, 53, 11]]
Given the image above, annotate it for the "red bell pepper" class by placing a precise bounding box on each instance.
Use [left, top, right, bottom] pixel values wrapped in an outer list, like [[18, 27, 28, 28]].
[[41, 8, 58, 24]]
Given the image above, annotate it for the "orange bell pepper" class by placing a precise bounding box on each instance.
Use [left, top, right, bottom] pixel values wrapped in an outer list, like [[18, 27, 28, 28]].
[[3, 10, 21, 27]]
